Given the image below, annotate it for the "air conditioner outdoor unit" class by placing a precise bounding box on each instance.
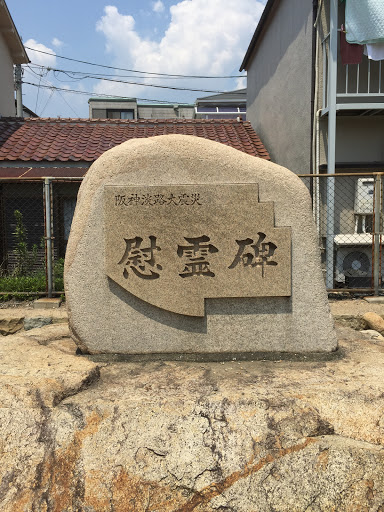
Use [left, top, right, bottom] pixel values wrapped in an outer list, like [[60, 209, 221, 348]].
[[335, 245, 373, 286]]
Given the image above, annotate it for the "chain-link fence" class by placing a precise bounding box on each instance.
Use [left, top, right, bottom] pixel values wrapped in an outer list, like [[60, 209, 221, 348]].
[[299, 172, 384, 294], [0, 173, 383, 298], [0, 177, 82, 298]]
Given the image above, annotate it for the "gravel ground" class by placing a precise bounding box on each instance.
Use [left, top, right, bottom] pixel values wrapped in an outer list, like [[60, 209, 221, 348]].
[[329, 298, 384, 316], [0, 299, 35, 309]]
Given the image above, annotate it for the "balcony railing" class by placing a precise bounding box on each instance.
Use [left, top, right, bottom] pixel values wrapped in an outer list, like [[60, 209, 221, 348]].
[[322, 32, 384, 112]]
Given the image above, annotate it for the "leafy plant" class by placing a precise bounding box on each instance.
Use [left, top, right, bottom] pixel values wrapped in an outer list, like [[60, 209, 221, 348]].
[[12, 210, 38, 276]]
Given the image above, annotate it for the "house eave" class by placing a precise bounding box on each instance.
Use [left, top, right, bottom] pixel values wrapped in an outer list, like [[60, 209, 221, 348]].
[[0, 0, 29, 64], [239, 0, 278, 71]]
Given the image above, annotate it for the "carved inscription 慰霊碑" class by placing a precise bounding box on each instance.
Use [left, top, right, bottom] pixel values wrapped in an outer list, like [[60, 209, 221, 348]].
[[105, 184, 292, 316]]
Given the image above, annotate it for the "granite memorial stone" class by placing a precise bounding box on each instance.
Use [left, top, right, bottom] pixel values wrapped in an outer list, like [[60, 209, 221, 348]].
[[65, 134, 337, 354]]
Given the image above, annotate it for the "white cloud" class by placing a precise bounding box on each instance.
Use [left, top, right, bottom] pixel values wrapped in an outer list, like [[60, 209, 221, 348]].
[[94, 1, 265, 100], [25, 39, 56, 66], [235, 76, 247, 89], [52, 37, 64, 48], [153, 1, 165, 13]]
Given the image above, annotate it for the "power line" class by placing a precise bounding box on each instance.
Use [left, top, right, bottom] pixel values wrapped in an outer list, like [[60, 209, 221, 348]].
[[27, 63, 237, 81], [24, 46, 244, 79], [25, 64, 228, 94], [23, 82, 187, 104], [24, 66, 81, 116]]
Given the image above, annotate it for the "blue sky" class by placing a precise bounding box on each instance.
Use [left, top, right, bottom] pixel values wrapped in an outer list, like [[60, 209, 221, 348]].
[[8, 0, 266, 118]]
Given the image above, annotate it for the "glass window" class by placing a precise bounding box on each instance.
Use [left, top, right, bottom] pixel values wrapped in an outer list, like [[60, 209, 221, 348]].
[[106, 109, 134, 119]]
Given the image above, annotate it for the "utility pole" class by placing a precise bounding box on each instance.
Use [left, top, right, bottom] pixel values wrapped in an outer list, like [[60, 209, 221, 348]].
[[14, 64, 23, 117]]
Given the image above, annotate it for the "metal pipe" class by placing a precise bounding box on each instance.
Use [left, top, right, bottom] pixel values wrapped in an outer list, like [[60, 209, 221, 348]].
[[345, 64, 348, 94], [44, 178, 53, 298], [322, 40, 327, 108], [0, 176, 84, 182], [373, 174, 381, 295], [325, 0, 338, 289], [298, 172, 384, 177], [312, 6, 321, 233], [327, 288, 376, 293], [0, 291, 64, 296]]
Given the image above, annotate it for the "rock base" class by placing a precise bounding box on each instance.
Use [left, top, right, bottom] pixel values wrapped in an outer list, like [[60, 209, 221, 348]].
[[0, 324, 384, 511]]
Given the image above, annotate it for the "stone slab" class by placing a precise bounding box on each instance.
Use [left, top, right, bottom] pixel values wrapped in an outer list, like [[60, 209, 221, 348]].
[[33, 297, 62, 309], [364, 296, 384, 304], [65, 135, 337, 354], [23, 316, 52, 331], [0, 316, 23, 336], [105, 184, 291, 316]]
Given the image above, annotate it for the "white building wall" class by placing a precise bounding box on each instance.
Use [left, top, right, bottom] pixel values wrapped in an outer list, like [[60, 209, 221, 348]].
[[0, 32, 15, 117]]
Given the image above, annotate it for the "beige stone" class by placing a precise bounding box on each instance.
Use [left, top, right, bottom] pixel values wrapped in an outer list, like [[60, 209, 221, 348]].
[[21, 323, 70, 344], [48, 337, 79, 355], [0, 334, 99, 408], [65, 135, 337, 354], [105, 184, 291, 316], [0, 324, 383, 510], [360, 329, 384, 342], [33, 297, 62, 309], [0, 316, 23, 335], [362, 311, 384, 333]]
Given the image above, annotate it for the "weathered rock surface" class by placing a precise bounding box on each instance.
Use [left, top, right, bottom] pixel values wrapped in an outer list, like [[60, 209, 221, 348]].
[[0, 316, 23, 335], [1, 324, 384, 511], [23, 315, 52, 331], [362, 311, 384, 334], [360, 329, 384, 342]]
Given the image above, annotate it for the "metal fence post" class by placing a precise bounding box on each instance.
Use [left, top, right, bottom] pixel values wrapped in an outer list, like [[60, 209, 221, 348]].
[[325, 0, 338, 290], [373, 174, 382, 295], [44, 178, 53, 298]]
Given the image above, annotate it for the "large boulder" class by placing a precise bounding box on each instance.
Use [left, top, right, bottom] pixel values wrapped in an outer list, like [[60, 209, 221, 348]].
[[65, 135, 336, 355], [0, 324, 383, 510]]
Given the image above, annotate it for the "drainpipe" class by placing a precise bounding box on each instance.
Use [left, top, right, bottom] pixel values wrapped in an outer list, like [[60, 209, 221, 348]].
[[312, 0, 321, 232], [325, 0, 338, 289]]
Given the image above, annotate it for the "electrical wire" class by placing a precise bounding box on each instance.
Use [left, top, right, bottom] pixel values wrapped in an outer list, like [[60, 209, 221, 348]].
[[27, 63, 244, 81], [24, 46, 244, 79], [25, 64, 228, 94], [23, 81, 188, 104], [24, 67, 81, 116]]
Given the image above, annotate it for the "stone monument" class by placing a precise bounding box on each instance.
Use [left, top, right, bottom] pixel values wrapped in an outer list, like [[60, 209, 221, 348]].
[[65, 134, 337, 355]]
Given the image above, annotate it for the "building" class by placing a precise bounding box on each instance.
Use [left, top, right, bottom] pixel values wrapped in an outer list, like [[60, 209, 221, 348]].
[[89, 90, 247, 121], [241, 0, 384, 291], [0, 1, 29, 117], [89, 98, 195, 120], [195, 89, 247, 120], [0, 117, 269, 272]]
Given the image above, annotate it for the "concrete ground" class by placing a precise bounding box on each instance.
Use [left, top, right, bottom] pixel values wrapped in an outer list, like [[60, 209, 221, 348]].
[[1, 298, 384, 330]]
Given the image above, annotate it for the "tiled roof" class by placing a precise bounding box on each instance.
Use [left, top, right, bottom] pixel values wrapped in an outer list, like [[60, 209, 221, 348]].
[[0, 118, 270, 162]]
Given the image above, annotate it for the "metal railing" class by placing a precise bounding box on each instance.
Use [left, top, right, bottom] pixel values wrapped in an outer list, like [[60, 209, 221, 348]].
[[321, 33, 384, 111]]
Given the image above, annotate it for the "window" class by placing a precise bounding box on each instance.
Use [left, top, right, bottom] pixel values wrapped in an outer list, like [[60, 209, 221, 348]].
[[106, 109, 134, 120]]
